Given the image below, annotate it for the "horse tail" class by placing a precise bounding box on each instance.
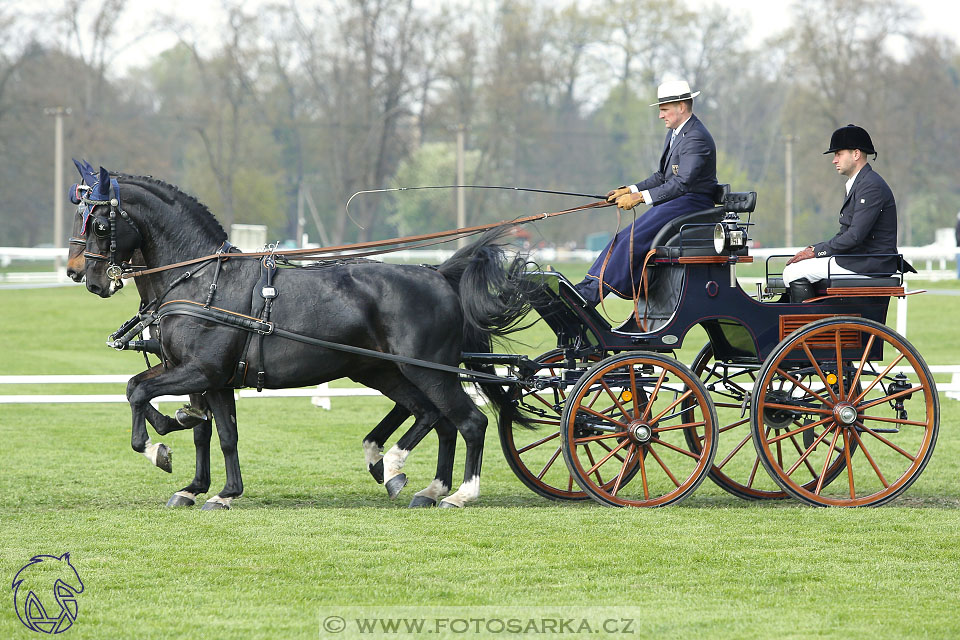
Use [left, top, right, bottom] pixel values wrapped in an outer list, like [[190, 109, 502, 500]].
[[436, 226, 540, 346], [437, 226, 543, 429]]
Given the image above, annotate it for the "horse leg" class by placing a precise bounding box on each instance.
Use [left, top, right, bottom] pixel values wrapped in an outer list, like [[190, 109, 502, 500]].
[[405, 370, 488, 509], [408, 418, 456, 508], [361, 404, 411, 484], [200, 389, 242, 510], [166, 415, 213, 508], [125, 366, 214, 475]]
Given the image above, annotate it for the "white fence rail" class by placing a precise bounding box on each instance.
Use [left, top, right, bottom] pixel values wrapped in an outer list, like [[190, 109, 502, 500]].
[[2, 368, 960, 407]]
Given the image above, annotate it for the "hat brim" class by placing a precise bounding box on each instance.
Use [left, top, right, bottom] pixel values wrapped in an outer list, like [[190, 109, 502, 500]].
[[650, 90, 700, 107]]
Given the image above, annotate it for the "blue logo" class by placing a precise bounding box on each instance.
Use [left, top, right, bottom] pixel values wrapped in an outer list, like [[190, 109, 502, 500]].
[[11, 553, 84, 634]]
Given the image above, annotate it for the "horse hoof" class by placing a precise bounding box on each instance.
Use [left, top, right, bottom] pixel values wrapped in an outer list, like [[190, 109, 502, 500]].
[[156, 444, 173, 473], [438, 500, 461, 509], [385, 474, 407, 499], [369, 459, 384, 484], [408, 495, 436, 508], [166, 494, 196, 508], [201, 500, 230, 511]]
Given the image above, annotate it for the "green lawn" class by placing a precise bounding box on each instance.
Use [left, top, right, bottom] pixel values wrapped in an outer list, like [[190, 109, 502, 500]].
[[2, 280, 960, 639]]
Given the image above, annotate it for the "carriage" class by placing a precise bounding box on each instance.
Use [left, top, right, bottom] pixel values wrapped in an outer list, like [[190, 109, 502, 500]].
[[476, 186, 937, 508], [72, 164, 937, 509]]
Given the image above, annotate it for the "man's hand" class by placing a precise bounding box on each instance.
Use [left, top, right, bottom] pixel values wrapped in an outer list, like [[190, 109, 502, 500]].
[[786, 246, 815, 265], [606, 186, 631, 203], [615, 192, 644, 210]]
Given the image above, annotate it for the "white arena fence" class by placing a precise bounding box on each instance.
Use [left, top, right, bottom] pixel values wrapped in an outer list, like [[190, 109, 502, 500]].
[[2, 366, 960, 406]]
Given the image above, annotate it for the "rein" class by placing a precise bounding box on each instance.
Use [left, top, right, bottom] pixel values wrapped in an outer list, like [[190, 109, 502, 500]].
[[121, 200, 612, 280]]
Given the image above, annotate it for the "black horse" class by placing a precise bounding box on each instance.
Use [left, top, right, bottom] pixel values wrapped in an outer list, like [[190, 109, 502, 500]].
[[68, 175, 472, 509], [79, 167, 535, 508]]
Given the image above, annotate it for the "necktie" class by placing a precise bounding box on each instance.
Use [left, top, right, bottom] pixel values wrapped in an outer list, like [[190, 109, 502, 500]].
[[670, 130, 678, 148]]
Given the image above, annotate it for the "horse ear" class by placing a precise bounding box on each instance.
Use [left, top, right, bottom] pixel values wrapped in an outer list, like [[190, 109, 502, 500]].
[[72, 159, 85, 177], [99, 167, 110, 186]]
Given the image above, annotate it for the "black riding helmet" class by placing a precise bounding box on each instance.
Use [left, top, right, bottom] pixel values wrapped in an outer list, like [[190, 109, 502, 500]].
[[824, 124, 877, 158]]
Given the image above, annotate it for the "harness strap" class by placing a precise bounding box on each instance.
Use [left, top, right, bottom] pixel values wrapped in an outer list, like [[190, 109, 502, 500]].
[[123, 201, 612, 279], [155, 300, 512, 384]]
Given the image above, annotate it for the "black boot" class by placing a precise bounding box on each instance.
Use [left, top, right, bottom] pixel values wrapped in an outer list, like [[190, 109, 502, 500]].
[[789, 280, 816, 303], [574, 278, 601, 308]]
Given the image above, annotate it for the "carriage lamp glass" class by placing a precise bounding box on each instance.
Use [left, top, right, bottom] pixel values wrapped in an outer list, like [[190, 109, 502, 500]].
[[713, 221, 746, 254]]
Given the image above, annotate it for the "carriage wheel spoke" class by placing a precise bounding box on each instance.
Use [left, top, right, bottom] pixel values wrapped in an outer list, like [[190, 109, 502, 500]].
[[647, 446, 681, 488], [814, 427, 842, 495], [638, 448, 650, 500], [584, 438, 630, 477], [600, 379, 633, 423], [628, 365, 640, 420], [857, 422, 918, 461], [847, 334, 876, 401], [858, 385, 924, 412], [577, 405, 627, 430], [536, 447, 563, 480], [774, 368, 831, 407], [859, 414, 929, 427], [640, 368, 667, 422], [517, 430, 560, 454], [787, 433, 821, 479], [583, 444, 604, 484], [650, 437, 702, 461], [649, 389, 693, 425], [852, 353, 905, 404], [574, 431, 629, 444], [653, 419, 706, 434], [766, 414, 832, 444], [850, 428, 889, 488], [718, 416, 750, 435], [611, 444, 637, 496], [801, 340, 839, 404], [747, 450, 762, 488], [716, 431, 753, 469], [785, 425, 836, 478], [842, 428, 855, 498]]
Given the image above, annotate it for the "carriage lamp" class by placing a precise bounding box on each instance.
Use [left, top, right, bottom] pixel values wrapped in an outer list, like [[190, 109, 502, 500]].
[[713, 214, 747, 255]]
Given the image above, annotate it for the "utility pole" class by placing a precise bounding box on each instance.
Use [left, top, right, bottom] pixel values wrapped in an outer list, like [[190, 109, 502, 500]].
[[784, 134, 795, 247], [456, 124, 466, 248], [44, 107, 71, 274]]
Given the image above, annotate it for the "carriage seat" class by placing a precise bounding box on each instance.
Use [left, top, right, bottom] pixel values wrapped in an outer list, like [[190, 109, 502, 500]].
[[651, 186, 757, 259], [765, 274, 902, 296]]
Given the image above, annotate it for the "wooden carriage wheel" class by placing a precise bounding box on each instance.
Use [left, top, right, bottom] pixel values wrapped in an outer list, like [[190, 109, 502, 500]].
[[499, 350, 639, 500], [560, 353, 718, 507], [684, 344, 851, 500], [751, 317, 938, 507]]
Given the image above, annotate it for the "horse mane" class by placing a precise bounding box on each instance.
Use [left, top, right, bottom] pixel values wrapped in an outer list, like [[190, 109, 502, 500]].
[[114, 173, 228, 243]]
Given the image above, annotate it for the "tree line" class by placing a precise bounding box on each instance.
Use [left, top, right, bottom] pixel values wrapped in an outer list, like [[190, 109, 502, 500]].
[[1, 0, 958, 250]]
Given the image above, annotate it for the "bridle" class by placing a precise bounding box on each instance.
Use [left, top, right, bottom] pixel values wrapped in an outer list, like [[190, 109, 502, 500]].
[[79, 179, 142, 286]]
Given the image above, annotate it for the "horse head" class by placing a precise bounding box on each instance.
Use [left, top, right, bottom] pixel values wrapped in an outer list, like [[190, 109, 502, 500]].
[[11, 552, 85, 633], [80, 166, 144, 297], [79, 167, 228, 297]]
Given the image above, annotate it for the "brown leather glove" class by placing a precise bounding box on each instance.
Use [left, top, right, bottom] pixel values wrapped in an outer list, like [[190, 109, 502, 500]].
[[786, 246, 815, 265], [606, 186, 631, 203], [616, 192, 644, 210]]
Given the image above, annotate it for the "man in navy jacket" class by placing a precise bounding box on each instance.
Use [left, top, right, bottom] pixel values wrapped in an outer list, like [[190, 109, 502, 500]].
[[783, 124, 904, 301], [575, 79, 718, 306]]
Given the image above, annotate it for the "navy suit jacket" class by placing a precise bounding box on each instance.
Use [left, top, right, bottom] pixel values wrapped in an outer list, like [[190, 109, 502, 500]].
[[813, 164, 899, 275], [634, 114, 718, 205]]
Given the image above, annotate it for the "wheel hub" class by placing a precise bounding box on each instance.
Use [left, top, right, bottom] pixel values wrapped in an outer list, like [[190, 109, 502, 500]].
[[628, 421, 654, 444], [833, 402, 859, 426]]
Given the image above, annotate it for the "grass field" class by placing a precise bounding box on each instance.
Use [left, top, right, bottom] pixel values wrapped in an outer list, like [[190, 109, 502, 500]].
[[2, 279, 960, 639]]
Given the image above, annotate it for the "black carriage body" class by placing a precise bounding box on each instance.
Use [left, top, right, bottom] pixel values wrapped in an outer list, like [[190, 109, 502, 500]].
[[531, 262, 891, 365]]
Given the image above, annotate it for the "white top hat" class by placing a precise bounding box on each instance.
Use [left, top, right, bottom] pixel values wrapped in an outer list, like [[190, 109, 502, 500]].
[[650, 80, 701, 106]]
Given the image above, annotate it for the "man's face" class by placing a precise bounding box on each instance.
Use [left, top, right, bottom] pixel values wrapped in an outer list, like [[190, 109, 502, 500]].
[[659, 102, 685, 129], [832, 149, 861, 177]]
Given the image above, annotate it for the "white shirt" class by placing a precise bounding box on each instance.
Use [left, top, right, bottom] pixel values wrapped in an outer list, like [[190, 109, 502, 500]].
[[845, 167, 862, 196]]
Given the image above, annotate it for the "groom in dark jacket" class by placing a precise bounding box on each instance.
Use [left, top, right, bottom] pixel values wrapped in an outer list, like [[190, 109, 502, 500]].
[[783, 124, 907, 301], [575, 79, 718, 306]]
